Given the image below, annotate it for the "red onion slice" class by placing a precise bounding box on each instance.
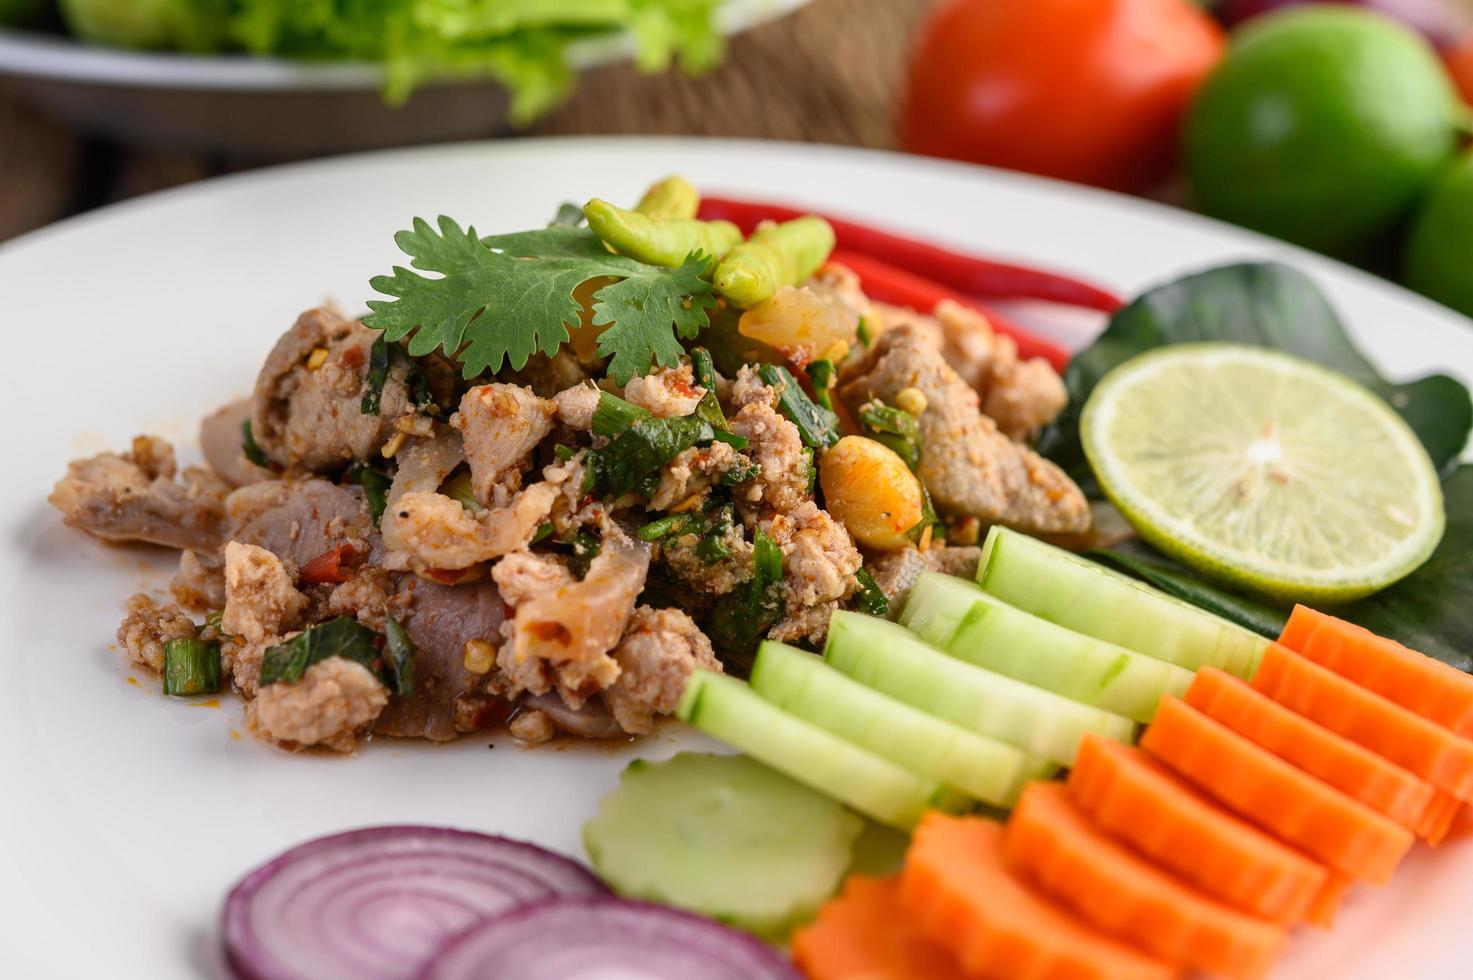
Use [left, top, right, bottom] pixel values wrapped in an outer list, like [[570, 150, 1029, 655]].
[[417, 897, 801, 980], [223, 826, 607, 980]]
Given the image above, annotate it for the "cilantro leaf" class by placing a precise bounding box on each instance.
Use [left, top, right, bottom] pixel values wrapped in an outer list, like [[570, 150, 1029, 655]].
[[365, 218, 717, 383]]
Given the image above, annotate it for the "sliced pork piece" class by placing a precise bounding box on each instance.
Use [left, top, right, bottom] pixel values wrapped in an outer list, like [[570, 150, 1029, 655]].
[[222, 542, 308, 644], [553, 383, 602, 431], [226, 479, 372, 569], [384, 485, 559, 571], [116, 594, 199, 673], [384, 426, 464, 511], [727, 400, 809, 518], [251, 307, 409, 473], [500, 532, 651, 707], [866, 545, 983, 617], [378, 577, 507, 742], [246, 657, 389, 753], [622, 363, 705, 418], [200, 399, 275, 487], [604, 607, 721, 735], [50, 436, 230, 553], [520, 693, 625, 740], [171, 549, 225, 610], [453, 384, 555, 507], [840, 325, 1090, 536], [491, 551, 575, 609]]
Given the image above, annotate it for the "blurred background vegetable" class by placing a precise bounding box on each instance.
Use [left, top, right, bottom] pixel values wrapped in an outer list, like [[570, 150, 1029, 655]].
[[1185, 6, 1463, 260], [902, 0, 1225, 193], [1449, 32, 1473, 100], [1217, 0, 1473, 46], [0, 0, 47, 27], [1404, 152, 1473, 317]]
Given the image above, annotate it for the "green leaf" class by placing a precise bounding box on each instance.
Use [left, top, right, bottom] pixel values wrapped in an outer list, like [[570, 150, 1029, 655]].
[[383, 616, 417, 697], [1095, 466, 1473, 672], [1039, 263, 1472, 484], [260, 617, 383, 688], [365, 219, 716, 383], [588, 415, 715, 497], [853, 567, 890, 618]]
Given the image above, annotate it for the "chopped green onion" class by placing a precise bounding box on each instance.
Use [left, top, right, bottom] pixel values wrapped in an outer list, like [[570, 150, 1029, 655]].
[[383, 616, 417, 697], [805, 359, 837, 411], [204, 610, 224, 631], [906, 486, 942, 545], [757, 363, 840, 449], [859, 400, 922, 470], [441, 469, 481, 512], [241, 420, 268, 468], [163, 637, 221, 697], [753, 528, 783, 588], [592, 392, 652, 437], [360, 334, 390, 415], [637, 513, 698, 542], [697, 531, 732, 564], [554, 443, 577, 462], [531, 521, 556, 544], [856, 317, 873, 347], [853, 567, 890, 617], [690, 347, 718, 391], [706, 527, 786, 672]]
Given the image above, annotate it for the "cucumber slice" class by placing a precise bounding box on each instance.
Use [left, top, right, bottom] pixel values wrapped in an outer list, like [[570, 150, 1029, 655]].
[[583, 752, 862, 940], [676, 670, 958, 828], [903, 573, 1194, 723], [978, 527, 1268, 678], [824, 611, 1135, 767], [750, 642, 1054, 808], [898, 569, 988, 647]]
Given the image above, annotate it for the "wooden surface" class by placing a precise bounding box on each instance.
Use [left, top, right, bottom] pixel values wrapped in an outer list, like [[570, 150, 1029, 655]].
[[0, 0, 930, 243]]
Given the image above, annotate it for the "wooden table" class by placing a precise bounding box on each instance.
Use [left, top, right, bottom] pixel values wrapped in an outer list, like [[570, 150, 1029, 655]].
[[0, 0, 929, 243]]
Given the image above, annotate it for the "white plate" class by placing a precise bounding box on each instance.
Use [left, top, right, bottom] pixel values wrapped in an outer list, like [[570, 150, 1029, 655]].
[[1, 138, 1470, 979]]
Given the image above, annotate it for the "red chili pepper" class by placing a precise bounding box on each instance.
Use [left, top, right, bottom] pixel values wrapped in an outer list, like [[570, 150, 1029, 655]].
[[697, 194, 1124, 313], [299, 543, 357, 585], [827, 249, 1071, 371]]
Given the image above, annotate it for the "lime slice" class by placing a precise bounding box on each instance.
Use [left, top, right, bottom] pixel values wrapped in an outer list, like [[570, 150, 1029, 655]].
[[1081, 344, 1445, 602]]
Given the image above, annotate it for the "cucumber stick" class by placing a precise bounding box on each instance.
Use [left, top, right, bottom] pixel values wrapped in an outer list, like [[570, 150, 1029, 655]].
[[824, 611, 1135, 767], [583, 753, 862, 940], [750, 642, 1055, 808], [677, 670, 958, 828], [902, 573, 1194, 722], [978, 527, 1268, 678]]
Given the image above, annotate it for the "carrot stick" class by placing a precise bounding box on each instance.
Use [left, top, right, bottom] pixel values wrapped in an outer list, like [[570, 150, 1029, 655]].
[[1186, 667, 1437, 832], [1421, 792, 1463, 845], [1005, 782, 1287, 978], [1278, 606, 1473, 739], [900, 812, 1173, 980], [1305, 874, 1354, 929], [1141, 696, 1414, 885], [792, 875, 972, 980], [1252, 643, 1473, 804], [1068, 735, 1327, 925]]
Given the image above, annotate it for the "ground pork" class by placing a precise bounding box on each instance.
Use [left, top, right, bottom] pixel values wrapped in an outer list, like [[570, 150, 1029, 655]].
[[222, 541, 308, 644], [383, 483, 561, 571], [768, 600, 839, 646], [171, 549, 225, 611], [659, 523, 754, 596], [509, 708, 557, 745], [116, 594, 199, 673], [453, 384, 555, 507], [492, 551, 575, 609], [727, 364, 779, 412], [727, 401, 809, 518], [866, 545, 983, 617], [245, 657, 389, 753], [230, 636, 275, 698], [49, 437, 230, 553], [840, 325, 1090, 536], [251, 307, 410, 473], [553, 382, 602, 431], [325, 567, 404, 631], [498, 532, 650, 708], [622, 363, 705, 418], [648, 441, 751, 512], [603, 607, 721, 735]]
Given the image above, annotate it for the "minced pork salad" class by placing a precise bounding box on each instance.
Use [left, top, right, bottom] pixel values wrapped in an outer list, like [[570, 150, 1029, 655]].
[[48, 177, 1089, 754]]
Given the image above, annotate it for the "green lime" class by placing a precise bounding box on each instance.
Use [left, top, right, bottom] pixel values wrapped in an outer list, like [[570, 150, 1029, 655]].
[[1185, 7, 1461, 259], [1081, 344, 1444, 602], [1404, 152, 1473, 319]]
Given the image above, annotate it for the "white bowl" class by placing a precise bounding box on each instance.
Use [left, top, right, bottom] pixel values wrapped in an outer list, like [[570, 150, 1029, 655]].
[[0, 0, 810, 156]]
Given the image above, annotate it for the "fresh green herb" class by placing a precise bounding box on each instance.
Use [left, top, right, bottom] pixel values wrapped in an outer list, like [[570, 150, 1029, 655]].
[[853, 568, 890, 617], [592, 391, 653, 438], [382, 616, 417, 697], [756, 363, 840, 449], [637, 513, 699, 542], [260, 617, 390, 689], [856, 317, 873, 347], [906, 486, 941, 544], [531, 521, 556, 544], [365, 220, 719, 385], [707, 528, 786, 672], [690, 347, 718, 391], [805, 359, 837, 411], [696, 530, 732, 564], [550, 202, 586, 228], [360, 333, 390, 416], [1039, 262, 1473, 487], [587, 415, 715, 497], [403, 352, 438, 416], [241, 420, 268, 468], [859, 400, 922, 470], [693, 389, 743, 448], [718, 459, 762, 486], [441, 469, 481, 512], [554, 443, 577, 462], [359, 466, 392, 528], [163, 637, 222, 697], [204, 610, 224, 631]]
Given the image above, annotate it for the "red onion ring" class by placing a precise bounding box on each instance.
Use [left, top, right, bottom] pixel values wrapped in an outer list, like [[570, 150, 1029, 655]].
[[416, 896, 801, 980], [222, 826, 607, 980]]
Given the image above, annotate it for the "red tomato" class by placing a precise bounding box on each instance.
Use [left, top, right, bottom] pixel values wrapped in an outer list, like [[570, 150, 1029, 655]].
[[902, 0, 1226, 193], [1448, 34, 1473, 105]]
